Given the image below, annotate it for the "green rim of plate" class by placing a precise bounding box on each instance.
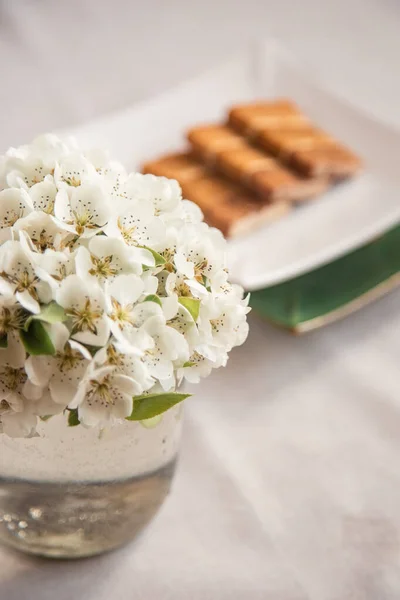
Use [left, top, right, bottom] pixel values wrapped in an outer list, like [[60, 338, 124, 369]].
[[249, 224, 400, 333]]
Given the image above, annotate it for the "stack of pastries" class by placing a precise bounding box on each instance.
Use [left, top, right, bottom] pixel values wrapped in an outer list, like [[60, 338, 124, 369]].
[[142, 99, 362, 237]]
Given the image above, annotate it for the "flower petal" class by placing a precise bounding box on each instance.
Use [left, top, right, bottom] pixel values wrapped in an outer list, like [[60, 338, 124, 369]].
[[25, 355, 54, 387], [49, 380, 80, 407], [108, 274, 144, 306], [28, 178, 57, 213], [22, 379, 43, 400], [112, 373, 142, 397], [174, 252, 194, 278], [0, 332, 25, 368], [1, 408, 37, 438], [71, 315, 110, 347], [16, 290, 40, 314], [161, 295, 179, 320]]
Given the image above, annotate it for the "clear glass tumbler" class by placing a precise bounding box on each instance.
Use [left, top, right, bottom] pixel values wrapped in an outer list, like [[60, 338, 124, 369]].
[[0, 407, 183, 558]]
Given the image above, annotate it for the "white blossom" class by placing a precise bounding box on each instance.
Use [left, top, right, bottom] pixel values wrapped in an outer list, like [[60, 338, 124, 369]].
[[54, 184, 111, 237], [4, 156, 53, 190], [25, 323, 91, 407], [0, 188, 33, 243], [105, 273, 157, 352], [125, 173, 182, 215], [74, 235, 149, 283], [56, 274, 110, 346], [14, 211, 69, 252], [1, 134, 74, 190], [0, 333, 39, 437], [141, 314, 189, 390], [94, 343, 154, 393], [0, 295, 25, 338], [0, 133, 249, 437], [178, 350, 227, 384], [28, 176, 58, 214], [70, 364, 141, 427], [0, 240, 52, 313], [197, 291, 250, 352], [53, 154, 98, 189], [104, 198, 166, 248], [173, 225, 226, 285]]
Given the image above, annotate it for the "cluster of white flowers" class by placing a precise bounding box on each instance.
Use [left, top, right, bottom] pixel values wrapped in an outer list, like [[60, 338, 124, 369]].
[[0, 134, 249, 438]]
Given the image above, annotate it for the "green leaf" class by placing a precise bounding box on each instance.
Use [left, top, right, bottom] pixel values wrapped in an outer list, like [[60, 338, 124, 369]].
[[142, 247, 166, 266], [24, 302, 66, 332], [140, 415, 163, 429], [202, 274, 211, 292], [126, 392, 191, 421], [84, 345, 104, 357], [183, 361, 195, 367], [20, 321, 56, 356], [68, 409, 80, 427], [143, 294, 162, 307], [178, 297, 200, 321], [0, 334, 7, 348], [40, 415, 53, 422]]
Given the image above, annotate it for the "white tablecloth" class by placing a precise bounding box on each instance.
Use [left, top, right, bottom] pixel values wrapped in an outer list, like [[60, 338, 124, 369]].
[[2, 1, 400, 598]]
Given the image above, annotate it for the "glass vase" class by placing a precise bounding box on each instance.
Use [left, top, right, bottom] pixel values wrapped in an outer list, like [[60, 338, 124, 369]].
[[0, 407, 183, 559]]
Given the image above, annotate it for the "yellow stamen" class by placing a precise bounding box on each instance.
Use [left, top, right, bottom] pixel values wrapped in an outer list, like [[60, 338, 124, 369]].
[[88, 255, 118, 279], [109, 297, 134, 326], [67, 298, 103, 335]]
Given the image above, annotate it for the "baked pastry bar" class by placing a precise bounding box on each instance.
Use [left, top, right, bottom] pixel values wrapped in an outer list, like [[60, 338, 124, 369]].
[[228, 100, 362, 179], [229, 99, 309, 136], [188, 124, 328, 202], [142, 152, 290, 237]]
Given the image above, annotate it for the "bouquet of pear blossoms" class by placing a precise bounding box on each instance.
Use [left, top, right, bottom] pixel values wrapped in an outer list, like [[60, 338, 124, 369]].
[[0, 135, 249, 438]]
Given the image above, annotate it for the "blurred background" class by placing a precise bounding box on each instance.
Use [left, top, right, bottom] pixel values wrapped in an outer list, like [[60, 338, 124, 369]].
[[2, 0, 400, 147], [2, 1, 400, 599]]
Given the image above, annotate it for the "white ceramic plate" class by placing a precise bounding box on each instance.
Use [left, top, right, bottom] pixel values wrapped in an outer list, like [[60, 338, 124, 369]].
[[65, 40, 400, 290]]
